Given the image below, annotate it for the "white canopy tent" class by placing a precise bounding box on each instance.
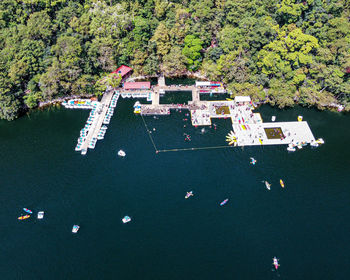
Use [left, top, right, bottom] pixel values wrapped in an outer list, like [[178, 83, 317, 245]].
[[234, 96, 251, 103]]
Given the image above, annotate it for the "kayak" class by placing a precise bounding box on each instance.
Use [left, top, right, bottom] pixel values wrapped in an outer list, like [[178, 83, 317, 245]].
[[250, 157, 257, 165], [220, 199, 229, 206], [23, 208, 32, 214], [18, 215, 30, 220], [280, 179, 285, 188], [185, 191, 193, 199]]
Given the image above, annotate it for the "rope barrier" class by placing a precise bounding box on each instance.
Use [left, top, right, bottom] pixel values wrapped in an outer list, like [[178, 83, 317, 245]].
[[157, 145, 235, 153], [140, 114, 158, 152], [141, 114, 235, 154]]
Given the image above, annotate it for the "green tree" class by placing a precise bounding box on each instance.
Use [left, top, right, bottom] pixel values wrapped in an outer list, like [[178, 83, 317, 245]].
[[182, 35, 203, 71], [151, 22, 172, 57], [161, 46, 187, 76]]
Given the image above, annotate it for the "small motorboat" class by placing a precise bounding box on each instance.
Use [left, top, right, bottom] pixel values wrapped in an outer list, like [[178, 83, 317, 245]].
[[23, 208, 32, 214], [81, 149, 87, 155], [118, 150, 126, 157], [316, 138, 324, 144], [271, 116, 276, 122], [287, 146, 296, 152], [273, 257, 280, 270], [297, 115, 303, 122], [37, 211, 44, 219], [18, 215, 30, 220], [265, 181, 271, 190], [220, 199, 229, 206], [72, 225, 80, 233], [185, 191, 194, 199], [280, 179, 285, 188], [122, 216, 131, 223], [310, 140, 319, 147], [250, 157, 257, 165]]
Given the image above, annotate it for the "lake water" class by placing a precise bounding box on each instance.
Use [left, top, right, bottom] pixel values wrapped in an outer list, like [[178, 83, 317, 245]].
[[0, 100, 349, 279]]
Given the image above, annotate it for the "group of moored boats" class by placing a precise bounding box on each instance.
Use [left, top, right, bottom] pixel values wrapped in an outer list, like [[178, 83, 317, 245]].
[[70, 92, 120, 155], [18, 208, 44, 220], [74, 102, 102, 153], [287, 138, 324, 152], [97, 125, 108, 140], [103, 92, 120, 125], [62, 99, 97, 109]]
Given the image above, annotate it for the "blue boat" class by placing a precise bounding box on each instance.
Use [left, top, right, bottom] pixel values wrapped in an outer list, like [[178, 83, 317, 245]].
[[23, 208, 33, 214], [220, 199, 229, 206]]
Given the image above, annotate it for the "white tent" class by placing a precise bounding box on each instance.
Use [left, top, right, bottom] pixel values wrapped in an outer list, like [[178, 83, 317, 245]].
[[234, 96, 251, 103], [196, 81, 211, 87]]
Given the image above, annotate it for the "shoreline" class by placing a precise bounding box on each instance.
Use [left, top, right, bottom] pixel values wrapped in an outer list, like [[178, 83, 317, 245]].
[[35, 73, 346, 113]]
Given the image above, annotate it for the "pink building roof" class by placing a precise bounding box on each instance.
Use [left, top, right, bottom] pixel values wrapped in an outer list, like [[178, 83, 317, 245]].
[[123, 81, 151, 90], [112, 65, 133, 78]]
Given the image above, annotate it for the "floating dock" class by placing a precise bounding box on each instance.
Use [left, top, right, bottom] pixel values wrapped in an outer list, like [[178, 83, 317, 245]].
[[65, 71, 318, 154], [80, 90, 115, 152], [232, 121, 315, 146]]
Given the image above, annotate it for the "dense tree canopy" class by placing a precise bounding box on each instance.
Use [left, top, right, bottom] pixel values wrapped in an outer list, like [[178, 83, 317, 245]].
[[0, 0, 349, 120]]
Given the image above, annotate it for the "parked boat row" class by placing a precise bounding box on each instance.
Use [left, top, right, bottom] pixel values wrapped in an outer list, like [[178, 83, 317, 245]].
[[97, 125, 108, 140], [62, 99, 98, 109], [103, 93, 119, 125], [74, 102, 102, 152], [110, 92, 120, 107], [88, 137, 97, 149], [287, 138, 324, 152]]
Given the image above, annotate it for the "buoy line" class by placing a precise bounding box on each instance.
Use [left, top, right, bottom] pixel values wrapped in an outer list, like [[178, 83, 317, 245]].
[[140, 114, 158, 152], [141, 114, 236, 154], [157, 145, 235, 153]]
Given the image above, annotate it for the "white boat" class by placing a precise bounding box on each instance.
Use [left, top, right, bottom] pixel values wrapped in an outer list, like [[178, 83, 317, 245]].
[[75, 145, 82, 151], [37, 211, 44, 219], [287, 146, 296, 152], [316, 138, 324, 144], [81, 149, 87, 155], [271, 116, 276, 121], [118, 150, 126, 157], [310, 140, 319, 147], [265, 181, 271, 190], [122, 216, 131, 223], [72, 225, 80, 233]]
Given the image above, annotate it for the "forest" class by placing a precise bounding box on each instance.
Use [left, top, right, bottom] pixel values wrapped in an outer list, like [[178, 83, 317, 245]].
[[0, 0, 349, 120]]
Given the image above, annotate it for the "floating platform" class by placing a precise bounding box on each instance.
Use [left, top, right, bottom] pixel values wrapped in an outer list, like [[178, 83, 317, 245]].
[[232, 121, 315, 146]]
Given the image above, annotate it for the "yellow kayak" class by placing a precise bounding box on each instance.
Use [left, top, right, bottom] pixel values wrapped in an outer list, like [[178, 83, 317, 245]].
[[280, 179, 285, 188], [18, 215, 30, 220]]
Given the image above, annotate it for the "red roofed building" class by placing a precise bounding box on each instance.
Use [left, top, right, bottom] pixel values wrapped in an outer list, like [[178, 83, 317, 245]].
[[123, 81, 151, 90], [112, 65, 133, 81]]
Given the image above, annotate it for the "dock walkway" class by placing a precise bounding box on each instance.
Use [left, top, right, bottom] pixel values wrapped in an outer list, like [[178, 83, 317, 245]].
[[80, 90, 114, 151]]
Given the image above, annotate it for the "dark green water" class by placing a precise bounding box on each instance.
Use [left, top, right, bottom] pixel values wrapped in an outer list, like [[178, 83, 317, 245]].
[[0, 101, 349, 280]]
